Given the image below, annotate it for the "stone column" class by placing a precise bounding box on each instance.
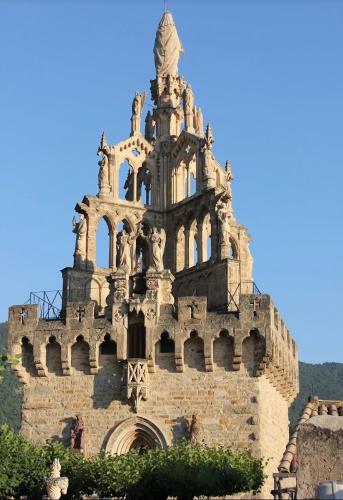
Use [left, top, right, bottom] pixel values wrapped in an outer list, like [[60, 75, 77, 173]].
[[184, 227, 190, 268]]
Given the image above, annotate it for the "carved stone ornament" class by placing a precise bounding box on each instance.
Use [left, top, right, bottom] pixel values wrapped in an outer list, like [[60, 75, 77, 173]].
[[116, 279, 127, 291], [44, 458, 69, 500], [146, 308, 156, 321], [147, 278, 159, 290], [113, 310, 123, 322]]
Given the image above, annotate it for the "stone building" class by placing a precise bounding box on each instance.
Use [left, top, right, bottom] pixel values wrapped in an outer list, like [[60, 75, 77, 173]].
[[8, 11, 299, 497]]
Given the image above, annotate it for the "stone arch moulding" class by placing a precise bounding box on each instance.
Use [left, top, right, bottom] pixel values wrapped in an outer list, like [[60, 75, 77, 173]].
[[104, 416, 169, 455]]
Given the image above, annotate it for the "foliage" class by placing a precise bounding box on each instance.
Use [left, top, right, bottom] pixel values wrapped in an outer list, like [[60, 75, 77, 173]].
[[0, 425, 264, 499]]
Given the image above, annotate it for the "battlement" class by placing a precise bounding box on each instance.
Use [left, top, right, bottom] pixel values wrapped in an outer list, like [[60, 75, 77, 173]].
[[8, 292, 298, 403]]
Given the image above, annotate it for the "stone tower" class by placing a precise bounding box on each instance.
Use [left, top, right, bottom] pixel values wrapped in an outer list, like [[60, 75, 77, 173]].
[[8, 12, 298, 497]]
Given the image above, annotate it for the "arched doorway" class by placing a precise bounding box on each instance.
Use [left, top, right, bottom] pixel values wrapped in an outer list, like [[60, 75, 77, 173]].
[[105, 416, 168, 455]]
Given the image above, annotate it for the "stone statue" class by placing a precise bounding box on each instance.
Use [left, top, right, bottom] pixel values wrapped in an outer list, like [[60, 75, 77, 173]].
[[131, 91, 146, 136], [145, 110, 155, 142], [72, 215, 87, 267], [216, 200, 231, 246], [70, 414, 85, 453], [44, 458, 69, 500], [225, 160, 233, 197], [139, 226, 166, 272], [97, 152, 109, 193], [124, 169, 134, 201], [187, 414, 201, 444], [194, 106, 204, 136], [117, 230, 134, 273], [97, 131, 111, 195], [154, 11, 184, 77], [183, 84, 194, 131]]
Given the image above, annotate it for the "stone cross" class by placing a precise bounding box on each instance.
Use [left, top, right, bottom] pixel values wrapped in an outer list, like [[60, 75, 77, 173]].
[[249, 298, 260, 317], [76, 306, 85, 323], [18, 308, 27, 325]]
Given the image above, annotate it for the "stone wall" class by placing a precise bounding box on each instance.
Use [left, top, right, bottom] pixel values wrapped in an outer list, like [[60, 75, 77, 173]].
[[296, 416, 343, 499]]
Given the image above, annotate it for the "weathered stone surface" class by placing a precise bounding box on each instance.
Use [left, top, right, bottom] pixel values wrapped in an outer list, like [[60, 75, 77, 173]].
[[7, 10, 299, 499], [297, 416, 343, 499]]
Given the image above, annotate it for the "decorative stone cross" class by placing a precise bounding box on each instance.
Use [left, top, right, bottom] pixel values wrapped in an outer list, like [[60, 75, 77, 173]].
[[76, 306, 85, 322], [18, 308, 27, 325], [249, 298, 260, 317], [185, 145, 191, 154]]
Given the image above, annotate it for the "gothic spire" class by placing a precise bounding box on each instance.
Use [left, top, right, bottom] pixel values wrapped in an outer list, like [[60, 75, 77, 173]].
[[153, 11, 184, 77]]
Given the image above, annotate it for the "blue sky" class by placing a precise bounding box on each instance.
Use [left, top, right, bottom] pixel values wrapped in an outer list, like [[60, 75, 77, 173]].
[[0, 0, 342, 363]]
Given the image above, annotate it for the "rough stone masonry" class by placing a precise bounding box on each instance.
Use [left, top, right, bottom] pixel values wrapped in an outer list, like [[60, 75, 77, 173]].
[[8, 11, 299, 498]]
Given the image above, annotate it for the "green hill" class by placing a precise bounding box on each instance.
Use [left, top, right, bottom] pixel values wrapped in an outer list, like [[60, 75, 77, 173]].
[[0, 321, 342, 431]]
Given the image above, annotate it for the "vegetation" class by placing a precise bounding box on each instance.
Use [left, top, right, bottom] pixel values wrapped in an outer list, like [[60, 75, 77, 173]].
[[0, 425, 264, 499]]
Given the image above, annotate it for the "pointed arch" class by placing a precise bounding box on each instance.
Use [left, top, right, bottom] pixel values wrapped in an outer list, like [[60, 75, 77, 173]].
[[96, 216, 112, 269], [213, 330, 234, 371], [184, 331, 205, 371], [46, 336, 62, 375], [71, 335, 90, 374]]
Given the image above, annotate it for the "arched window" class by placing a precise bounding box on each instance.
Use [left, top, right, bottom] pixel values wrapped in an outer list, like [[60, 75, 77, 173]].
[[189, 172, 196, 196], [189, 220, 198, 267], [100, 334, 117, 355], [229, 237, 238, 259], [242, 329, 265, 376], [119, 159, 134, 201], [21, 337, 37, 376], [200, 213, 211, 262], [71, 335, 90, 374], [137, 164, 152, 206], [99, 334, 117, 371], [46, 336, 62, 375], [96, 217, 111, 269], [213, 331, 234, 371], [160, 331, 175, 353], [184, 331, 205, 371], [155, 332, 175, 371]]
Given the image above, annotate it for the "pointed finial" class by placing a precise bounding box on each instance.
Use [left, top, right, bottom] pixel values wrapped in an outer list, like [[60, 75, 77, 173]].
[[205, 123, 214, 149], [100, 131, 108, 149]]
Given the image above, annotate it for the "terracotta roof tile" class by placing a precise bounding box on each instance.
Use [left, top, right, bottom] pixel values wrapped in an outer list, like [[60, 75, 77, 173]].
[[278, 396, 343, 473]]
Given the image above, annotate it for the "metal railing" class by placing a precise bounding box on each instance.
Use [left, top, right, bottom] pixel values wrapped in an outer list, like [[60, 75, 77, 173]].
[[227, 281, 262, 312], [26, 290, 62, 320]]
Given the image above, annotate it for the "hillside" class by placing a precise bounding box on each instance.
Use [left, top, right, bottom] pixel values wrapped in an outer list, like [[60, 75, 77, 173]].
[[0, 322, 342, 431]]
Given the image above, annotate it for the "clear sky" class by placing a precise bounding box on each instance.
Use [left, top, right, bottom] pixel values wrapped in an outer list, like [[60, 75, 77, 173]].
[[0, 0, 342, 363]]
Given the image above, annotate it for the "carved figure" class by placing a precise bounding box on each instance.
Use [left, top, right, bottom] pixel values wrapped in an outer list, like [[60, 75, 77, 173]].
[[117, 230, 134, 273], [124, 169, 134, 201], [72, 215, 87, 267], [216, 200, 231, 246], [225, 160, 233, 197], [145, 110, 155, 142], [96, 131, 111, 195], [70, 414, 85, 452], [188, 414, 201, 444], [97, 152, 109, 193], [154, 11, 184, 77], [183, 84, 194, 131], [131, 91, 146, 136], [44, 458, 69, 500], [194, 106, 204, 136], [149, 227, 166, 272]]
